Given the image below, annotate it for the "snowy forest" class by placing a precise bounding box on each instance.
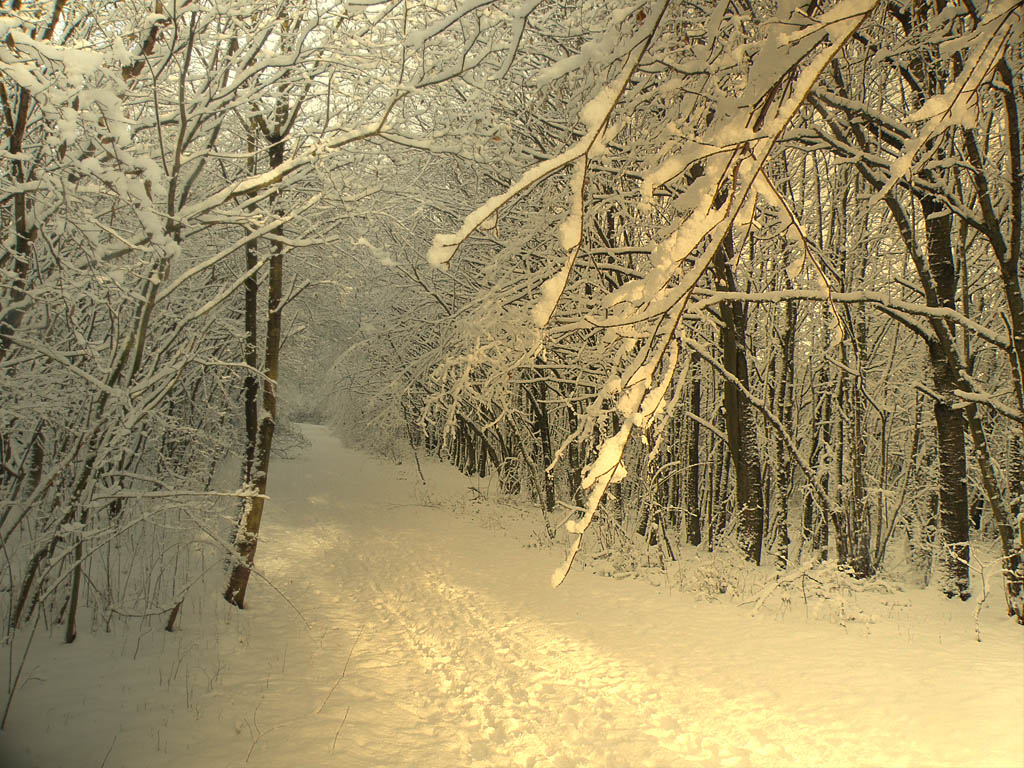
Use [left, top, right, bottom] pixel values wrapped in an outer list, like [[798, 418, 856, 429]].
[[2, 0, 1023, 766]]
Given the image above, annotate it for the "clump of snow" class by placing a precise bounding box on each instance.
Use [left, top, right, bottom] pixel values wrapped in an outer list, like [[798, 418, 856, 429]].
[[427, 232, 460, 268], [533, 54, 584, 85], [532, 267, 570, 327], [558, 212, 582, 252], [579, 85, 617, 132]]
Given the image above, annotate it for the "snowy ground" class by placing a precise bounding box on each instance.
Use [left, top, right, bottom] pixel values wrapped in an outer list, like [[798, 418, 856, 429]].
[[2, 425, 1022, 768]]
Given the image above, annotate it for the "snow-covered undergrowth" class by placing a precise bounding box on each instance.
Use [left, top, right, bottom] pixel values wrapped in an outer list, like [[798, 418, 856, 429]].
[[0, 486, 238, 717], [2, 425, 1021, 768], [459, 476, 1024, 643]]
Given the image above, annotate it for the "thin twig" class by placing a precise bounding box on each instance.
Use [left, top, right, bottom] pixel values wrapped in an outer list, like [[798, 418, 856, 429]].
[[100, 731, 119, 768], [331, 707, 351, 753], [317, 625, 364, 714]]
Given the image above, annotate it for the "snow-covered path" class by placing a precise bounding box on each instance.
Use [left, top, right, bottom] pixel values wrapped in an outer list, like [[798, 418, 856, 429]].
[[4, 425, 1023, 767]]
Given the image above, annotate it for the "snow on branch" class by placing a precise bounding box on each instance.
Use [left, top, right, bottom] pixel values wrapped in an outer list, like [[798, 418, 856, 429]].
[[867, 0, 1023, 208], [686, 289, 1010, 350], [551, 340, 679, 588], [550, 0, 880, 588], [954, 387, 1024, 425], [426, 0, 671, 270]]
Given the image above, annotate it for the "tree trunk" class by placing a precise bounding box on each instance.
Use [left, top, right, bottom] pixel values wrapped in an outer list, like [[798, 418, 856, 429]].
[[922, 200, 971, 599], [839, 295, 874, 577], [225, 129, 286, 608], [713, 233, 764, 564], [527, 383, 556, 538], [772, 296, 797, 569], [243, 127, 260, 483], [709, 420, 730, 551], [803, 364, 830, 561], [685, 354, 702, 546]]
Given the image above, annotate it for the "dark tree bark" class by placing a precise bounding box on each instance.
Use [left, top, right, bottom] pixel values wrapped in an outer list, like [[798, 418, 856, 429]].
[[835, 244, 874, 578], [771, 296, 798, 569], [837, 361, 873, 577], [685, 354, 702, 547], [713, 233, 764, 564], [803, 362, 832, 561], [477, 432, 488, 478], [225, 127, 287, 609], [565, 400, 586, 510], [242, 127, 261, 484], [526, 383, 556, 539], [922, 198, 971, 599], [708, 416, 730, 551]]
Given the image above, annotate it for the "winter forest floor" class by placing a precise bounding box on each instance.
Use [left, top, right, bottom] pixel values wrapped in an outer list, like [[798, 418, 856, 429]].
[[2, 425, 1022, 768]]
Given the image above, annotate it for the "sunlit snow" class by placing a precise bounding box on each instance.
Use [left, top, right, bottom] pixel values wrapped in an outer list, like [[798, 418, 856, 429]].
[[3, 426, 1020, 768]]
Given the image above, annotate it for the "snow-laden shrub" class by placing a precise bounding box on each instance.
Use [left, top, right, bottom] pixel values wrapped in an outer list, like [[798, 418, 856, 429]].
[[676, 545, 763, 602]]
